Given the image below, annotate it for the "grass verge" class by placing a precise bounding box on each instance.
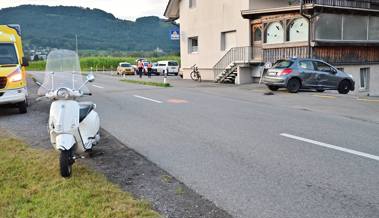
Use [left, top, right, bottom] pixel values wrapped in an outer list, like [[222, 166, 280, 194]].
[[0, 137, 159, 218], [120, 79, 171, 88]]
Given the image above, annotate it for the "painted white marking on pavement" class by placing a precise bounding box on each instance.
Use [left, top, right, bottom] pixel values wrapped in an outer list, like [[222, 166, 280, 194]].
[[134, 95, 163, 104], [280, 133, 379, 162], [92, 85, 104, 89]]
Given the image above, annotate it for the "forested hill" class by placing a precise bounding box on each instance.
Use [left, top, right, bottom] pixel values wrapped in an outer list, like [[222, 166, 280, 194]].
[[0, 5, 179, 52]]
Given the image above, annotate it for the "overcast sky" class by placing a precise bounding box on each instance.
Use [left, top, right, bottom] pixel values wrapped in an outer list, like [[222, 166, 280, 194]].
[[0, 0, 170, 21]]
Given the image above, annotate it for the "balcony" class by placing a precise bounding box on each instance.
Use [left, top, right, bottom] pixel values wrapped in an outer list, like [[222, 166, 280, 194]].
[[303, 0, 379, 10]]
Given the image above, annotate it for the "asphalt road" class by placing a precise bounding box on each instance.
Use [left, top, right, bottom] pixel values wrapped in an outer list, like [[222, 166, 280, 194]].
[[32, 72, 379, 218]]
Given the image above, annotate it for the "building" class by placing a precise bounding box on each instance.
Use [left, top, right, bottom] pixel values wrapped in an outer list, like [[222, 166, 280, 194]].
[[164, 0, 379, 96]]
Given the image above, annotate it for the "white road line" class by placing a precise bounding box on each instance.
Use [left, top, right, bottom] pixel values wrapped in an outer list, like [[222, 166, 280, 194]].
[[133, 95, 163, 104], [280, 133, 379, 162], [92, 85, 104, 89]]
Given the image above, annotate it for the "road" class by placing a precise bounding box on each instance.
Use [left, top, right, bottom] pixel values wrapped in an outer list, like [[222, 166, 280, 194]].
[[33, 72, 379, 218]]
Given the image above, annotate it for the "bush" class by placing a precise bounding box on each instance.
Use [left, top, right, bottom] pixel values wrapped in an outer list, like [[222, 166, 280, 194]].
[[27, 56, 181, 72]]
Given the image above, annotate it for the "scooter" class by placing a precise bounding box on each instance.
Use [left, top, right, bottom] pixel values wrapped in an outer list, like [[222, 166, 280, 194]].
[[38, 50, 100, 178]]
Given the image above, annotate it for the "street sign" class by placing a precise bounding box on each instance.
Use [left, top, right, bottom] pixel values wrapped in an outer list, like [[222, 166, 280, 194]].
[[170, 30, 180, 40]]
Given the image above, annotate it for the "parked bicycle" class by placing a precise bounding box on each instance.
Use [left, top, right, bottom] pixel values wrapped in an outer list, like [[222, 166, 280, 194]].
[[190, 64, 201, 82]]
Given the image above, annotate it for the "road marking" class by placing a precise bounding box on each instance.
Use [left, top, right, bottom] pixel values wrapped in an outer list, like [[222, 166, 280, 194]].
[[312, 94, 336, 99], [356, 98, 379, 103], [92, 85, 104, 89], [280, 133, 379, 162], [134, 95, 163, 104], [167, 99, 189, 104]]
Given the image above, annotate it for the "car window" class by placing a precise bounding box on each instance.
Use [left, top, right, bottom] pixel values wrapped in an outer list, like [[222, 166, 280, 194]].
[[298, 61, 314, 70], [313, 61, 333, 73], [121, 64, 131, 67], [273, 60, 293, 69], [168, 61, 178, 66], [159, 64, 166, 67]]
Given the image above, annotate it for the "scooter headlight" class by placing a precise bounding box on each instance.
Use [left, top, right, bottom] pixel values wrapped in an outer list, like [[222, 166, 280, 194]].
[[56, 88, 70, 99]]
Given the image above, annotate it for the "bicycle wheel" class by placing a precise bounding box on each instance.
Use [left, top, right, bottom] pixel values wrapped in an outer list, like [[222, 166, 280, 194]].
[[190, 71, 199, 81]]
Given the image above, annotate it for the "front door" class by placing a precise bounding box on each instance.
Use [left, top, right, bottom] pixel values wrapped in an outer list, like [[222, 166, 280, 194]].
[[252, 23, 263, 61], [313, 61, 339, 89], [298, 60, 318, 87]]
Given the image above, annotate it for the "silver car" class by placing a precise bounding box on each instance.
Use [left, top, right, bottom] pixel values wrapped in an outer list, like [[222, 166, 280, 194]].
[[263, 58, 355, 94]]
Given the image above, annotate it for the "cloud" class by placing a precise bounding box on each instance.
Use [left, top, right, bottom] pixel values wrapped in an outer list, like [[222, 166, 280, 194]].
[[0, 0, 170, 20]]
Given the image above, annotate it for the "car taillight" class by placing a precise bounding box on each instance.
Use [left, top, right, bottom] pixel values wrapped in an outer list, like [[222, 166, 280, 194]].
[[279, 68, 293, 76]]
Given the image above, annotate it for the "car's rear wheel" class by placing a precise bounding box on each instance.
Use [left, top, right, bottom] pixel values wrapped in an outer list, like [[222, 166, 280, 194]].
[[338, 80, 351, 94], [287, 78, 301, 93], [267, 85, 279, 91]]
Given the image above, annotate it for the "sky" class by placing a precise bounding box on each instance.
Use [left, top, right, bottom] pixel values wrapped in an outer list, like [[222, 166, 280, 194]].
[[0, 0, 170, 21]]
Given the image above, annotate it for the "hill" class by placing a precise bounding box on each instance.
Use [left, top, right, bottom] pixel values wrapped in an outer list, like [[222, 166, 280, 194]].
[[0, 5, 180, 53]]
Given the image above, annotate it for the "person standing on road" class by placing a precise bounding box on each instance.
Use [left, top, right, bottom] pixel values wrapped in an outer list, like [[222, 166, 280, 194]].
[[147, 62, 153, 78], [137, 60, 144, 78]]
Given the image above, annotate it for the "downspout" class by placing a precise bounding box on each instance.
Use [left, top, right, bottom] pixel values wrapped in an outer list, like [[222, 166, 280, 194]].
[[300, 0, 312, 58]]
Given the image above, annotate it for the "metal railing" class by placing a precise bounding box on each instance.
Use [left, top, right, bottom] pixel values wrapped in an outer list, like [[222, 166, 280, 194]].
[[213, 46, 252, 80], [303, 0, 379, 9]]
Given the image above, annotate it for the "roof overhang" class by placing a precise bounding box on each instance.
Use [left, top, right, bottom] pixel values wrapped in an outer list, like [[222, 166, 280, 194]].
[[164, 0, 180, 21], [241, 5, 312, 19], [242, 3, 379, 20]]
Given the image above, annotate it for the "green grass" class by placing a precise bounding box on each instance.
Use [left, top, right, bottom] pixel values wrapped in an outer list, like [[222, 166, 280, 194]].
[[120, 79, 171, 88], [27, 55, 181, 71], [0, 137, 160, 218]]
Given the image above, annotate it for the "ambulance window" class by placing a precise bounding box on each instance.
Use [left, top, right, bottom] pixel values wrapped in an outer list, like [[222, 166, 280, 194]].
[[0, 44, 18, 65]]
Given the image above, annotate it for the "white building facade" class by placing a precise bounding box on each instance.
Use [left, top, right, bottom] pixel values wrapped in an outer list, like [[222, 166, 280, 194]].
[[165, 0, 379, 96]]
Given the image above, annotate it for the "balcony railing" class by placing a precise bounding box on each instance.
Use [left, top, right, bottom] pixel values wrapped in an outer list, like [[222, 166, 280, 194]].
[[263, 46, 309, 63], [303, 0, 379, 9]]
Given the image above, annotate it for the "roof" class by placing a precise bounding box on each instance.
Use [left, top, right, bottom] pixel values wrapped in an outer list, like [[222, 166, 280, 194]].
[[164, 0, 180, 20]]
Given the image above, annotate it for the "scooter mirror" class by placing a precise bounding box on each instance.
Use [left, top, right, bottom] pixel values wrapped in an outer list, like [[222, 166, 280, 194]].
[[86, 73, 95, 83]]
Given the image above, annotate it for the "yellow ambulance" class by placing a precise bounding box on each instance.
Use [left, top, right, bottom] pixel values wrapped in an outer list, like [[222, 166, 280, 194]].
[[0, 24, 29, 114]]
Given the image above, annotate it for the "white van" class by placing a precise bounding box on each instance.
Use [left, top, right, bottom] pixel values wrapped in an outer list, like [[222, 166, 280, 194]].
[[157, 61, 179, 76]]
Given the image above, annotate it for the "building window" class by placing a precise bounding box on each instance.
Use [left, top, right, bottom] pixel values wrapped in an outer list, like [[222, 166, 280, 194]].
[[360, 68, 370, 91], [265, 22, 284, 44], [343, 15, 368, 40], [188, 37, 198, 53], [221, 31, 236, 51], [253, 28, 262, 42], [315, 13, 374, 41], [288, 18, 309, 42], [369, 16, 379, 40], [315, 13, 343, 40], [189, 0, 196, 8]]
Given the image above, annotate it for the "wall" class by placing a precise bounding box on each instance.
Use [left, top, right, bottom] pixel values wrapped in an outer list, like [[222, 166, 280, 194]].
[[337, 64, 379, 96], [179, 0, 251, 80], [249, 0, 290, 9], [178, 0, 295, 80]]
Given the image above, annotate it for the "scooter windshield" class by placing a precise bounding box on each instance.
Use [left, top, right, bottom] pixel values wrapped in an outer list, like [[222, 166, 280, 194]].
[[38, 49, 89, 95]]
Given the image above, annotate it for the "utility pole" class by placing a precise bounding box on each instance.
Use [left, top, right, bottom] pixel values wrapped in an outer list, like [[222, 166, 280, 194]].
[[75, 34, 78, 54], [300, 0, 312, 58]]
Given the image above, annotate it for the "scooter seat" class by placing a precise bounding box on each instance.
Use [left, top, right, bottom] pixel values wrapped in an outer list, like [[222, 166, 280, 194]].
[[79, 103, 95, 122]]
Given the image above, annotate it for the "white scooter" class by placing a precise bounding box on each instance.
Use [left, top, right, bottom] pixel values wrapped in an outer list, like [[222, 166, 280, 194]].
[[38, 50, 100, 178]]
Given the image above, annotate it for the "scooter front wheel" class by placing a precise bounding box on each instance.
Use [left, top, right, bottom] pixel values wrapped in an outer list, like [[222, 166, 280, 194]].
[[60, 150, 73, 178]]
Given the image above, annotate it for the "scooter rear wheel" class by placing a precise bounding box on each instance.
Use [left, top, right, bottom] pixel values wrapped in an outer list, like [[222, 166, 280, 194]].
[[60, 150, 73, 178]]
